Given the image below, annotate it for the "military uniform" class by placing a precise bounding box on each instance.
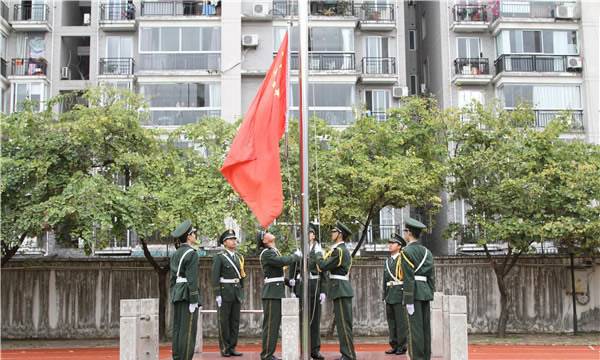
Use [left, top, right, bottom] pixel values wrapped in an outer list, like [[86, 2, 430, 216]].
[[316, 222, 356, 360], [212, 229, 246, 357], [383, 233, 408, 355], [169, 220, 201, 360], [288, 224, 328, 360], [259, 232, 301, 360], [400, 218, 435, 360]]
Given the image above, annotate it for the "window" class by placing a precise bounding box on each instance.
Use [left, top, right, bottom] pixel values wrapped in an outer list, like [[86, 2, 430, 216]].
[[496, 30, 578, 55], [106, 36, 133, 58], [0, 33, 6, 60], [274, 27, 299, 52], [457, 37, 480, 59], [379, 206, 395, 240], [458, 90, 484, 121], [365, 90, 390, 121], [309, 28, 354, 52], [408, 30, 416, 51], [409, 74, 417, 95], [290, 83, 355, 126], [140, 82, 221, 126], [138, 27, 221, 71], [501, 84, 581, 110], [12, 82, 46, 112], [421, 13, 426, 40]]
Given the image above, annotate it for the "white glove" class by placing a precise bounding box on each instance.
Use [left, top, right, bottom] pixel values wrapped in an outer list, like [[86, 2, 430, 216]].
[[406, 304, 415, 316], [319, 293, 326, 304], [189, 303, 198, 313], [314, 243, 323, 255], [293, 249, 302, 257], [216, 296, 222, 308], [289, 279, 296, 287]]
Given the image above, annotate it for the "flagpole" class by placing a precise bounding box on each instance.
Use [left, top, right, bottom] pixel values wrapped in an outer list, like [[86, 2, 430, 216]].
[[298, 0, 310, 359]]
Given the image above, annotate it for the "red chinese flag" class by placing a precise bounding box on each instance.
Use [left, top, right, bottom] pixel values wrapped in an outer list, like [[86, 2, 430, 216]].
[[220, 33, 288, 228]]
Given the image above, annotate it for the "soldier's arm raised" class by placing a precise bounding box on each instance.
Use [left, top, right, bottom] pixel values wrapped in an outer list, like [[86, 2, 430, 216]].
[[262, 249, 299, 267]]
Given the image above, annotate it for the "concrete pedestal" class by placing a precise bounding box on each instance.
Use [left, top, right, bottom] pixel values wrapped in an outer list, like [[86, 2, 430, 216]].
[[120, 298, 159, 360], [281, 298, 300, 360]]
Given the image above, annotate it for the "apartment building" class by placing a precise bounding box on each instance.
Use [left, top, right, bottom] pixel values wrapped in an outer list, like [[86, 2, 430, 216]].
[[411, 0, 600, 254]]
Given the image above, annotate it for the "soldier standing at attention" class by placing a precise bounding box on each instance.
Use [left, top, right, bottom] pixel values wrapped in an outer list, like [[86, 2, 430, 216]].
[[316, 222, 356, 360], [259, 231, 302, 360], [212, 229, 246, 357], [400, 217, 434, 360], [383, 232, 408, 355], [288, 224, 328, 360], [170, 220, 201, 360]]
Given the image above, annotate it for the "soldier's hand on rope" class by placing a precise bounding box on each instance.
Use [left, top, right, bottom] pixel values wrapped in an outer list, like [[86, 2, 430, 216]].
[[314, 243, 323, 255], [289, 279, 296, 287], [216, 296, 222, 308], [293, 249, 303, 258], [406, 303, 415, 315], [319, 293, 326, 304], [189, 303, 198, 313]]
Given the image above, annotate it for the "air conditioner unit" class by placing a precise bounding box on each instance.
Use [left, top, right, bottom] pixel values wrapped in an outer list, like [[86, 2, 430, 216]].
[[567, 56, 583, 71], [253, 1, 270, 16], [77, 46, 90, 56], [242, 34, 259, 48], [392, 86, 409, 98], [555, 4, 578, 19], [61, 66, 71, 80], [420, 83, 427, 94]]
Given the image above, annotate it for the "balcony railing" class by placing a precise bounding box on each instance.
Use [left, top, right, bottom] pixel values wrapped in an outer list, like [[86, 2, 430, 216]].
[[365, 111, 388, 121], [454, 58, 490, 75], [99, 58, 135, 75], [273, 1, 355, 17], [140, 1, 219, 16], [138, 53, 220, 71], [13, 3, 49, 21], [100, 3, 135, 21], [453, 5, 489, 22], [289, 52, 355, 71], [355, 3, 394, 22], [1, 2, 9, 22], [144, 109, 221, 127], [361, 57, 396, 75], [495, 54, 573, 73], [494, 1, 557, 19], [534, 109, 584, 131], [11, 58, 47, 76], [1, 58, 6, 77]]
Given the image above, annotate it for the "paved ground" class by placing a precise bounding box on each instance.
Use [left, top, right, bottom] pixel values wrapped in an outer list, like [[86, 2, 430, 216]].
[[1, 342, 599, 360]]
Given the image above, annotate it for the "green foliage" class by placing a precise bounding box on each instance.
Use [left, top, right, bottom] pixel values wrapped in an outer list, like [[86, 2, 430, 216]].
[[447, 103, 600, 255]]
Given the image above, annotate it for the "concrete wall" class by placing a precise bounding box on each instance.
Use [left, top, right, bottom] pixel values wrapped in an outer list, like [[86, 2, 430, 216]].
[[2, 256, 598, 339]]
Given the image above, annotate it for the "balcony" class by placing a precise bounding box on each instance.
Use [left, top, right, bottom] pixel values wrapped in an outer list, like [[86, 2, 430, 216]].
[[140, 1, 220, 18], [494, 54, 581, 77], [10, 58, 48, 78], [289, 52, 355, 72], [0, 1, 9, 33], [360, 57, 396, 84], [143, 109, 221, 128], [99, 3, 136, 31], [490, 1, 579, 32], [272, 1, 355, 18], [11, 4, 51, 31], [356, 4, 394, 31], [99, 58, 135, 77], [450, 5, 490, 32], [452, 58, 493, 85], [533, 109, 584, 132], [137, 53, 220, 73]]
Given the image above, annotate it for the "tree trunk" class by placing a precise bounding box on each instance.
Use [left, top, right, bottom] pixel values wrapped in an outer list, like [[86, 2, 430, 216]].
[[157, 267, 169, 341], [494, 266, 509, 337], [1, 233, 28, 267]]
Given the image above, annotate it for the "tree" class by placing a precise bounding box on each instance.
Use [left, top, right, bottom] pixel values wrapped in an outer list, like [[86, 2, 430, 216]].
[[318, 97, 449, 252], [447, 103, 600, 336]]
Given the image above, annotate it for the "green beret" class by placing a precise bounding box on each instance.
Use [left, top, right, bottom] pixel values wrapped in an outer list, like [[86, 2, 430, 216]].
[[219, 229, 237, 245], [405, 217, 427, 230], [333, 221, 352, 240], [389, 232, 407, 247], [171, 219, 192, 238]]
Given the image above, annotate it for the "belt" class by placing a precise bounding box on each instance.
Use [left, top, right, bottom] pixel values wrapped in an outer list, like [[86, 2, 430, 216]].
[[220, 277, 240, 284], [176, 277, 187, 283], [329, 274, 349, 281], [264, 276, 285, 284], [415, 275, 427, 282], [386, 280, 403, 287], [296, 273, 320, 281]]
